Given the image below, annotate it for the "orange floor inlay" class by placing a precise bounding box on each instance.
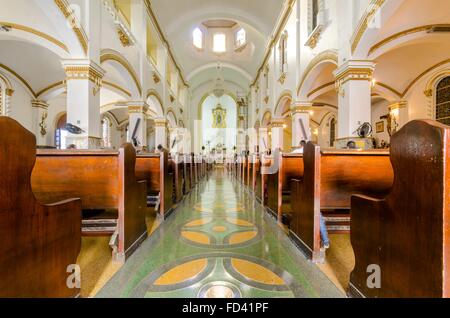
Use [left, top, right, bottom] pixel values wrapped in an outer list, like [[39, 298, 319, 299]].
[[154, 259, 208, 286], [228, 231, 257, 244], [231, 259, 285, 285], [181, 231, 211, 244]]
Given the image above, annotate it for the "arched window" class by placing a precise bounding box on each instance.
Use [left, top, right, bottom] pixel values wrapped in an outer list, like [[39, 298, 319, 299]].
[[213, 33, 226, 53], [55, 113, 67, 149], [102, 116, 112, 148], [329, 118, 336, 147], [436, 76, 450, 126], [278, 31, 288, 76], [193, 28, 203, 49], [236, 28, 246, 47]]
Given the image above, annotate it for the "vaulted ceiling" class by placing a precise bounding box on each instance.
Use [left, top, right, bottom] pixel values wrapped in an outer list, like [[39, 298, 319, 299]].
[[150, 0, 286, 92]]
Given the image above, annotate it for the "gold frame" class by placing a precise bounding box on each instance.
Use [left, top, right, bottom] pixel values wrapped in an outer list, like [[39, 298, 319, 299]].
[[376, 121, 384, 133]]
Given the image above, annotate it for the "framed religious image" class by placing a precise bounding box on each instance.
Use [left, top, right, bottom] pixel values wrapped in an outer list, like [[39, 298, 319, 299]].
[[376, 121, 384, 133]]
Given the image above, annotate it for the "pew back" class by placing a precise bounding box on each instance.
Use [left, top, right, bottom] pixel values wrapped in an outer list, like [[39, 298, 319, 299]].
[[350, 120, 450, 298], [290, 144, 393, 262], [0, 117, 81, 297]]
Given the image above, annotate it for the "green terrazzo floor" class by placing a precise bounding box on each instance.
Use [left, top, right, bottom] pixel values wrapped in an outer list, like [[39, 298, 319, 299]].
[[96, 168, 344, 298]]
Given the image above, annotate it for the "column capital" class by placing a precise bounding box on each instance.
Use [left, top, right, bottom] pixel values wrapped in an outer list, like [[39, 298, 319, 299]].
[[154, 118, 168, 127], [334, 60, 376, 84], [291, 101, 314, 114], [31, 100, 49, 110], [270, 117, 286, 128], [62, 59, 106, 83], [5, 88, 14, 97], [127, 101, 149, 114]]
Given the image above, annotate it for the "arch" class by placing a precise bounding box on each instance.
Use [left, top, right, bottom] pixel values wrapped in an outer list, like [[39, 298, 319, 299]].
[[0, 22, 70, 58], [197, 91, 238, 120], [146, 89, 164, 117], [54, 112, 67, 149], [274, 90, 292, 117], [350, 0, 404, 57], [0, 64, 36, 98], [166, 109, 178, 128], [100, 49, 142, 96], [296, 50, 338, 98], [187, 62, 253, 82], [0, 73, 13, 116], [261, 110, 272, 128], [329, 117, 337, 147]]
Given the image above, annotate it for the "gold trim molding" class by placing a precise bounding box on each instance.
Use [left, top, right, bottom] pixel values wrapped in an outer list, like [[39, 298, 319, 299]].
[[54, 0, 89, 55], [351, 0, 386, 54], [297, 50, 338, 96]]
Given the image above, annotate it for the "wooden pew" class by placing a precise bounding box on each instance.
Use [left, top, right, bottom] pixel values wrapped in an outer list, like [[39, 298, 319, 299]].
[[136, 151, 173, 217], [290, 144, 393, 263], [169, 155, 184, 204], [278, 154, 304, 224], [183, 154, 192, 194], [265, 155, 279, 219], [247, 155, 254, 189], [350, 120, 450, 298], [32, 144, 148, 263], [260, 154, 274, 208], [0, 117, 82, 298], [254, 155, 263, 203], [251, 154, 260, 193]]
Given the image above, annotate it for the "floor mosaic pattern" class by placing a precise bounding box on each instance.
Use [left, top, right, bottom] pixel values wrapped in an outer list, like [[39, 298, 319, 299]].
[[97, 168, 344, 298]]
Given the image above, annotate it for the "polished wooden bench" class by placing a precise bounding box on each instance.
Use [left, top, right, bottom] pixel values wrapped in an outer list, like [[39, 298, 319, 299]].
[[260, 154, 274, 207], [183, 154, 192, 194], [32, 144, 147, 263], [0, 117, 82, 298], [136, 151, 173, 217], [251, 154, 260, 193], [174, 155, 185, 203], [278, 153, 304, 224], [350, 120, 450, 298], [290, 144, 393, 263]]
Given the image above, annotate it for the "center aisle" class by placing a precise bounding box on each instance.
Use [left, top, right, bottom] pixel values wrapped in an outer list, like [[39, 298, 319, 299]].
[[97, 167, 343, 298]]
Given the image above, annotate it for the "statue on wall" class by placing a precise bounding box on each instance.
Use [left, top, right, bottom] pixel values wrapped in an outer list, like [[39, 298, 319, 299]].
[[212, 104, 227, 129]]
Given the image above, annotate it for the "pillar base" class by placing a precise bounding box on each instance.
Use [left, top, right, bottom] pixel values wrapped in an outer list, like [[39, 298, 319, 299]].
[[335, 137, 374, 150], [66, 135, 103, 149]]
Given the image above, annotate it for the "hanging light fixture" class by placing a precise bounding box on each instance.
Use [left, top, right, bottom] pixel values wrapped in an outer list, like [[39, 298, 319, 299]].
[[212, 62, 225, 98]]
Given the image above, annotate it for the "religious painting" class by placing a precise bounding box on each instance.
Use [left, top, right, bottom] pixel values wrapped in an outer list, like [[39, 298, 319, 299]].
[[212, 104, 227, 128], [376, 121, 384, 133]]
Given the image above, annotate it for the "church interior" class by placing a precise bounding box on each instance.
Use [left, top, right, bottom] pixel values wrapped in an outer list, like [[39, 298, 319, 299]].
[[0, 0, 449, 299]]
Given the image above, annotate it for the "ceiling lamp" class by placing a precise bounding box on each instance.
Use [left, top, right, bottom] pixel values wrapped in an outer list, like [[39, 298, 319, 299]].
[[212, 62, 225, 98]]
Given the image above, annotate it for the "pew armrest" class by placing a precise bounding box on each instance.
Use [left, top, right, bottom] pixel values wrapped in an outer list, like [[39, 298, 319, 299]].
[[44, 198, 82, 207]]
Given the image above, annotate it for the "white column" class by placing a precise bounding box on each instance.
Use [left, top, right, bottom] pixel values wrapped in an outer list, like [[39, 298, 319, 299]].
[[128, 102, 148, 150], [334, 60, 375, 148], [270, 117, 285, 151], [62, 60, 105, 149], [31, 100, 49, 146], [259, 127, 269, 153], [155, 118, 167, 149], [291, 101, 312, 147]]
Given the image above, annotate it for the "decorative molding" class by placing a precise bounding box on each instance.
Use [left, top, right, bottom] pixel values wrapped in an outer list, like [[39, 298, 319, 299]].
[[62, 60, 105, 96], [388, 101, 407, 111], [103, 81, 132, 97], [251, 0, 296, 87], [54, 0, 89, 55], [117, 28, 132, 47], [100, 50, 142, 96], [350, 0, 386, 54], [0, 21, 69, 53], [307, 81, 334, 98], [152, 72, 161, 84], [334, 61, 375, 97], [0, 63, 36, 98], [128, 105, 149, 114], [297, 50, 338, 96], [305, 25, 324, 49], [5, 88, 14, 97], [143, 0, 189, 87], [368, 24, 450, 57], [36, 81, 66, 98]]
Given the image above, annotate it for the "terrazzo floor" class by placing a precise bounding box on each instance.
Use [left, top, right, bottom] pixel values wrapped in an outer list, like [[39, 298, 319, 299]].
[[96, 167, 344, 298]]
